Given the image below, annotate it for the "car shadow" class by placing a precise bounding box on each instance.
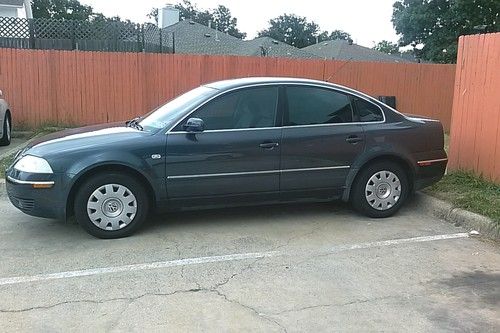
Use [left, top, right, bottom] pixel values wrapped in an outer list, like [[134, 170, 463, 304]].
[[19, 195, 424, 240], [146, 200, 351, 231], [144, 194, 425, 233]]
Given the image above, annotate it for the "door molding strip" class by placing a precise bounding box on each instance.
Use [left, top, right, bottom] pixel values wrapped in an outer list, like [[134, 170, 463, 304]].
[[167, 166, 350, 180]]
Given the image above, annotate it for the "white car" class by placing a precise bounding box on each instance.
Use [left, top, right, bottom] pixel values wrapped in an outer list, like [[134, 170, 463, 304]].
[[0, 90, 12, 146]]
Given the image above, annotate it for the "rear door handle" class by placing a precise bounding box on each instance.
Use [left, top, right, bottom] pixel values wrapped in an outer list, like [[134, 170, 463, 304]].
[[346, 135, 363, 144], [259, 142, 279, 149]]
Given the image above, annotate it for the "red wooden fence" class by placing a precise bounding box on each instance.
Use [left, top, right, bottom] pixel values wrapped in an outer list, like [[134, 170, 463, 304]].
[[448, 33, 500, 182], [0, 48, 455, 130]]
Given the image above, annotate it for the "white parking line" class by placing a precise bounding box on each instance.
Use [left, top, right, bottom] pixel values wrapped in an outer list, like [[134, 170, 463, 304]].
[[328, 233, 471, 252], [0, 233, 470, 286]]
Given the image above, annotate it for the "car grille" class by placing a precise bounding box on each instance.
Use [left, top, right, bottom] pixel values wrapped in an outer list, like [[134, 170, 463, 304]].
[[9, 195, 35, 212]]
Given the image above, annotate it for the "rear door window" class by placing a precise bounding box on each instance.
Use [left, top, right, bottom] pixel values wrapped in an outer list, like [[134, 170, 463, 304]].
[[354, 98, 384, 122], [284, 86, 353, 126]]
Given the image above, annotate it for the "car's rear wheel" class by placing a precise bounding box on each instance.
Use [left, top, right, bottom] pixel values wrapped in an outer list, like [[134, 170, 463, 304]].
[[0, 114, 11, 146], [351, 161, 409, 218], [74, 172, 149, 238]]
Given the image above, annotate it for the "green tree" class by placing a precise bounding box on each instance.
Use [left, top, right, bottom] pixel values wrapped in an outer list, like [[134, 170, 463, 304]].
[[320, 29, 351, 41], [146, 8, 159, 23], [31, 0, 94, 20], [316, 29, 351, 43], [392, 0, 500, 63], [149, 1, 246, 39], [258, 14, 351, 47], [373, 40, 400, 54], [211, 5, 246, 39], [258, 14, 321, 48]]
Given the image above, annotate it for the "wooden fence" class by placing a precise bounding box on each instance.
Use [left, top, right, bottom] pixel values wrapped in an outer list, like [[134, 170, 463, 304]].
[[448, 33, 500, 182], [0, 48, 455, 130]]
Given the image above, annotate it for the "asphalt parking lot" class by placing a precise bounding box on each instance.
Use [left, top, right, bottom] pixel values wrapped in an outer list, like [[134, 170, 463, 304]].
[[0, 189, 499, 332]]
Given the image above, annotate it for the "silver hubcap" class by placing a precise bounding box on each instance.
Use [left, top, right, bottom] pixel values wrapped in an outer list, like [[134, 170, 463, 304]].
[[87, 184, 137, 231], [365, 170, 401, 211]]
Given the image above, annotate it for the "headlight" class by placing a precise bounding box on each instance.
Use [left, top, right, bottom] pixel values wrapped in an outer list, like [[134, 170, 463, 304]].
[[13, 155, 53, 174]]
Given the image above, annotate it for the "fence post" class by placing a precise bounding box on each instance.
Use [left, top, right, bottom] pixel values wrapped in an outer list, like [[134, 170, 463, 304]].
[[137, 24, 142, 52], [172, 31, 175, 54], [28, 18, 35, 49], [141, 24, 145, 52], [114, 22, 119, 51], [71, 20, 76, 50], [159, 28, 162, 53]]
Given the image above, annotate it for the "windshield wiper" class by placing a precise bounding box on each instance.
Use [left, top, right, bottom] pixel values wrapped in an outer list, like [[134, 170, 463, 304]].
[[126, 117, 144, 131]]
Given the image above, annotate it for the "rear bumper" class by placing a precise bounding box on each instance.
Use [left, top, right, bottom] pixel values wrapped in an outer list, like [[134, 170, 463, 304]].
[[414, 158, 447, 191], [5, 170, 67, 220]]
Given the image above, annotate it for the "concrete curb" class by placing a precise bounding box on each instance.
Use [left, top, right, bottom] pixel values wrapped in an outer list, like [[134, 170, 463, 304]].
[[415, 192, 499, 240], [11, 131, 34, 139]]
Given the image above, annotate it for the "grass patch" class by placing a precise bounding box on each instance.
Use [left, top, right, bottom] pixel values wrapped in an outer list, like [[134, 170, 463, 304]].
[[425, 171, 500, 223], [0, 152, 16, 177], [33, 125, 70, 135], [14, 121, 75, 133], [0, 127, 71, 178]]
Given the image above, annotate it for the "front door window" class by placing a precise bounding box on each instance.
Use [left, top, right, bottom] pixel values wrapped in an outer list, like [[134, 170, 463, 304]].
[[175, 86, 279, 131]]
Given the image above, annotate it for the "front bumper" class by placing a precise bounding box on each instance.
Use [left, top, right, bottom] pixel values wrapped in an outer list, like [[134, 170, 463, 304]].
[[5, 169, 68, 220]]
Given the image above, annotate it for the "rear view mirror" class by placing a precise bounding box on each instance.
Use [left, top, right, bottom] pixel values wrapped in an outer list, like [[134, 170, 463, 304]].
[[183, 118, 205, 133]]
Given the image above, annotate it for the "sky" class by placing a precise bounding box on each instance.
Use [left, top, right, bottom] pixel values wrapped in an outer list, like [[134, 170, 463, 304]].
[[77, 0, 400, 48]]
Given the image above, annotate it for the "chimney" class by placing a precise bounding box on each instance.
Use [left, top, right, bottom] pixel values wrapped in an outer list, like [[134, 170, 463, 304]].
[[158, 4, 180, 28], [208, 20, 212, 29], [24, 0, 33, 19]]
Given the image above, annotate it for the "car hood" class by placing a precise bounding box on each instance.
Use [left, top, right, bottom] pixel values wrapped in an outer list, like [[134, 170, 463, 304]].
[[25, 122, 153, 157]]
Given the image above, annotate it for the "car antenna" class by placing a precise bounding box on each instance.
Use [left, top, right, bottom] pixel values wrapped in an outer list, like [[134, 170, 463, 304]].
[[324, 57, 353, 82]]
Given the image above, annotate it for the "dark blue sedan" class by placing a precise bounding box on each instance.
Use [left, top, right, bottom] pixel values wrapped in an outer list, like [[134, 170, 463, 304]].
[[5, 78, 447, 238]]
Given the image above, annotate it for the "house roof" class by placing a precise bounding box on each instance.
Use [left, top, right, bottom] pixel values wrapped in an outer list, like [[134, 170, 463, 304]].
[[163, 20, 242, 56], [302, 39, 416, 63], [162, 20, 321, 59], [0, 0, 24, 7], [240, 37, 319, 59]]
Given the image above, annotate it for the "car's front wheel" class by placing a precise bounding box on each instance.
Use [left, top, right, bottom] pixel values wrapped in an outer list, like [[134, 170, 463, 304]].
[[0, 114, 11, 146], [351, 161, 409, 218], [74, 172, 150, 238]]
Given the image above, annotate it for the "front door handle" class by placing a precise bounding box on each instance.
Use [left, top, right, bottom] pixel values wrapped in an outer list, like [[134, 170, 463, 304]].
[[259, 142, 279, 149], [346, 135, 363, 144]]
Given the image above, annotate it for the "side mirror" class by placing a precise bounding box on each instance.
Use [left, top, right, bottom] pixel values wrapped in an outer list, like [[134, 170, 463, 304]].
[[183, 117, 205, 133]]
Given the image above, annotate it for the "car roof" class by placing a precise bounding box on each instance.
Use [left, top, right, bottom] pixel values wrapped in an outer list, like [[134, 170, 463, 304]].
[[205, 77, 334, 89], [204, 77, 380, 104]]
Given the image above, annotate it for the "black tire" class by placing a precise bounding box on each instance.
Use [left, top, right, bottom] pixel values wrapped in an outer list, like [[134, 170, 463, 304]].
[[350, 161, 409, 218], [0, 114, 11, 146], [74, 172, 150, 238]]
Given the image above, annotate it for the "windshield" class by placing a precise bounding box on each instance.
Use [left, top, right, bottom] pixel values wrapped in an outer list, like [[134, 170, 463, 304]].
[[139, 86, 217, 132]]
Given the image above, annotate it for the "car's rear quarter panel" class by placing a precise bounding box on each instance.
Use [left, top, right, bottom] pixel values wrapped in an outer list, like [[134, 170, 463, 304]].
[[342, 114, 447, 200]]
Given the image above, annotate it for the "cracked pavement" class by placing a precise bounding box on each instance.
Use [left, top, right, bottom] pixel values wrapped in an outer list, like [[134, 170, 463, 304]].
[[0, 192, 499, 332]]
